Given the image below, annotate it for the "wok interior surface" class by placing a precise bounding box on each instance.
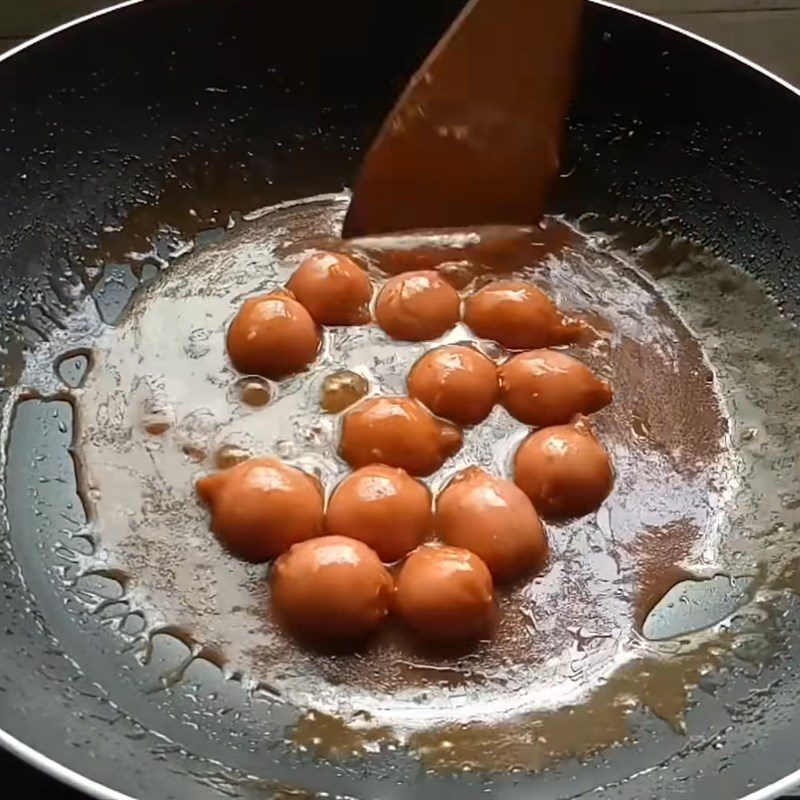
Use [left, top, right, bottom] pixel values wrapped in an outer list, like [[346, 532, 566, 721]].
[[0, 2, 798, 799]]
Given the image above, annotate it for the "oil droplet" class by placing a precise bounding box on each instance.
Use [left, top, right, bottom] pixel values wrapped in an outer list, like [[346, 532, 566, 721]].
[[740, 427, 758, 443], [214, 444, 251, 470], [473, 340, 507, 362], [140, 391, 176, 436], [142, 414, 171, 435], [320, 370, 369, 413], [631, 414, 651, 438], [182, 444, 206, 462], [232, 377, 273, 407], [437, 260, 481, 290]]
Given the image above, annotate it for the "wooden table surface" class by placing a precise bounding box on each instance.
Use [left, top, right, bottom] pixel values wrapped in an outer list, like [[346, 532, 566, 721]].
[[1, 0, 798, 85]]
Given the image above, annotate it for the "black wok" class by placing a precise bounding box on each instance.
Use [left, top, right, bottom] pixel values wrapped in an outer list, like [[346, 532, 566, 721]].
[[0, 1, 798, 798]]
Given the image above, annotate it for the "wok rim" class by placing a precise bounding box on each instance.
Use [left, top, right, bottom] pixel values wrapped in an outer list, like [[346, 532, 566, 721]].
[[0, 1, 797, 799]]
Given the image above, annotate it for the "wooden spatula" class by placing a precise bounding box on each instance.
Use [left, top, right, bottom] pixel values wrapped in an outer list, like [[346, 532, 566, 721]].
[[342, 0, 584, 239]]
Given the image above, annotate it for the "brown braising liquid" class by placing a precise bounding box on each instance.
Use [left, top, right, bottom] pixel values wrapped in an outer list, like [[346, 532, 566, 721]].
[[22, 190, 751, 769], [14, 183, 800, 770]]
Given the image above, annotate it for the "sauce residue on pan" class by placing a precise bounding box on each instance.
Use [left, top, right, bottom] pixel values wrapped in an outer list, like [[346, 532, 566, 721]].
[[15, 193, 800, 773]]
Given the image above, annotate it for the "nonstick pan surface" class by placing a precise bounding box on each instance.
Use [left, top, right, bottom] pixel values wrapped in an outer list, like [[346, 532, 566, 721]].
[[0, 2, 798, 799]]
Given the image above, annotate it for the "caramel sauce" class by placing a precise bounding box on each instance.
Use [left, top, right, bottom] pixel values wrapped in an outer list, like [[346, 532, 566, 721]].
[[320, 370, 369, 414], [22, 193, 797, 773]]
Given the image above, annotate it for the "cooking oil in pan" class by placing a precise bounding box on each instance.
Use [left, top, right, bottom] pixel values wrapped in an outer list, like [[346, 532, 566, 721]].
[[5, 192, 800, 772]]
